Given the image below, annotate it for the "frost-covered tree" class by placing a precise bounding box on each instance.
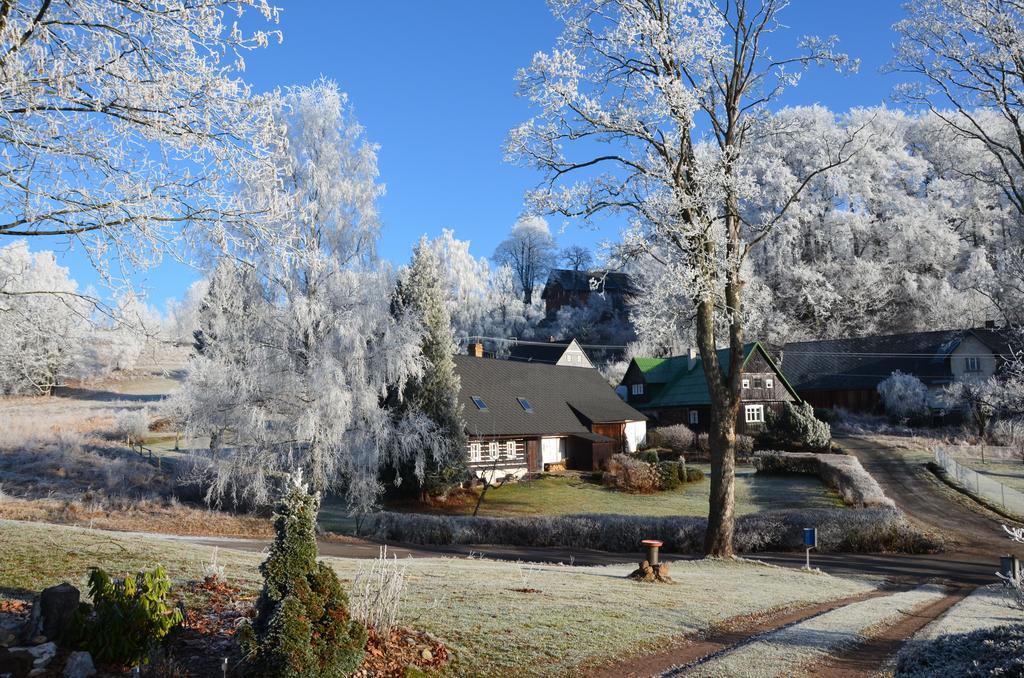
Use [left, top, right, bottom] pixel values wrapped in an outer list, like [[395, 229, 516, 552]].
[[0, 1, 281, 282], [0, 240, 90, 394], [391, 237, 467, 490], [174, 79, 443, 512], [878, 371, 931, 422], [493, 216, 559, 304], [425, 229, 543, 344], [508, 0, 858, 556]]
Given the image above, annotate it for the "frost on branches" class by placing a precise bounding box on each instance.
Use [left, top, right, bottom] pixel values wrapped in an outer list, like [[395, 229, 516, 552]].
[[0, 0, 281, 278], [171, 80, 446, 513], [877, 371, 930, 422], [508, 0, 858, 556]]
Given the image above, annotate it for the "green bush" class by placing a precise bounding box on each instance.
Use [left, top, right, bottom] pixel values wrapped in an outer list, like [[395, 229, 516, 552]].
[[766, 401, 831, 451], [241, 475, 366, 677], [640, 449, 659, 464], [684, 467, 705, 482], [76, 565, 184, 666], [656, 461, 682, 490]]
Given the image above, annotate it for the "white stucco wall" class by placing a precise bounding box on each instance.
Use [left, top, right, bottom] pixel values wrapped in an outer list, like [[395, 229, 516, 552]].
[[541, 436, 566, 464], [625, 420, 647, 453], [950, 336, 998, 382]]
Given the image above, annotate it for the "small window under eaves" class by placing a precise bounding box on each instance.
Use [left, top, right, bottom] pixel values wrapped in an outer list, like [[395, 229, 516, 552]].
[[471, 396, 488, 411], [516, 397, 534, 413]]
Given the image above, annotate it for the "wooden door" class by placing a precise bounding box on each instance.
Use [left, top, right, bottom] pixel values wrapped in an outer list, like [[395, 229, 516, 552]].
[[526, 439, 540, 473]]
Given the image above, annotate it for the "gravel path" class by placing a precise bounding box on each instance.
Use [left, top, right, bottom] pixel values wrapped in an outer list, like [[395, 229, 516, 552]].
[[675, 584, 951, 678]]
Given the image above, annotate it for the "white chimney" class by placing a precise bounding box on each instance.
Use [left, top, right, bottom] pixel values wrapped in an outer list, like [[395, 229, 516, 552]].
[[687, 347, 698, 371]]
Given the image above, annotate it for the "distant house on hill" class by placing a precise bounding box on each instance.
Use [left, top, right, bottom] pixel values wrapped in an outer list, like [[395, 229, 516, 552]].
[[454, 352, 647, 480], [540, 269, 639, 316], [781, 326, 1015, 412], [619, 343, 799, 434]]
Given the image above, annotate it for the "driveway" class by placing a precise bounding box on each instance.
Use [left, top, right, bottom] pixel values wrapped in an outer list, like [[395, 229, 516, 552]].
[[837, 434, 1021, 554]]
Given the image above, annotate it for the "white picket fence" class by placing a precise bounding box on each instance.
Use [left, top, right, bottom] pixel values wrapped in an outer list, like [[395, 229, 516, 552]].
[[935, 448, 1024, 518]]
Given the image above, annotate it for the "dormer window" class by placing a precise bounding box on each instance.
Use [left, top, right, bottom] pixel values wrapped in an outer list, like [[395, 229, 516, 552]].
[[471, 396, 488, 411], [517, 397, 533, 412], [631, 383, 644, 396]]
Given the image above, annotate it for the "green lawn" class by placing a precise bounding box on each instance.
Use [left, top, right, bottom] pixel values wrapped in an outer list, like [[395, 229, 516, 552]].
[[0, 519, 876, 677], [434, 466, 838, 518], [319, 466, 844, 532]]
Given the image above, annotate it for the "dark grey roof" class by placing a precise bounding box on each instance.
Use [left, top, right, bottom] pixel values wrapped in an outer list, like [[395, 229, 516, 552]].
[[507, 342, 568, 365], [454, 354, 645, 437], [541, 269, 639, 297], [781, 328, 1015, 392]]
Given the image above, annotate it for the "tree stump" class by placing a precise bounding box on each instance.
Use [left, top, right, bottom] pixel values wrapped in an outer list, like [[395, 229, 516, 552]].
[[627, 559, 673, 583]]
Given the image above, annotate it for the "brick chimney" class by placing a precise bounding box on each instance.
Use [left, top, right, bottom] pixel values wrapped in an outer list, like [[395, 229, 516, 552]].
[[467, 341, 485, 358]]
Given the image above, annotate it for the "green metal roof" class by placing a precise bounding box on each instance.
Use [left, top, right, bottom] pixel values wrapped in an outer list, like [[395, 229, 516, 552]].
[[631, 342, 799, 409]]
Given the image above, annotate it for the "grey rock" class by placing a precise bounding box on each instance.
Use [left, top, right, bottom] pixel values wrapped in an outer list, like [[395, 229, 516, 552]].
[[28, 641, 58, 668], [35, 583, 80, 642], [63, 651, 97, 678]]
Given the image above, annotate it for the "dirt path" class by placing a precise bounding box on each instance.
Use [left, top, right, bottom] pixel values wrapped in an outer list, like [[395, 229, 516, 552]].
[[798, 587, 970, 677], [838, 435, 1020, 553], [587, 588, 899, 678]]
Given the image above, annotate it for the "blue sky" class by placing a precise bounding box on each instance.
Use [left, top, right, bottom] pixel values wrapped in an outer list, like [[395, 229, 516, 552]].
[[46, 1, 909, 309]]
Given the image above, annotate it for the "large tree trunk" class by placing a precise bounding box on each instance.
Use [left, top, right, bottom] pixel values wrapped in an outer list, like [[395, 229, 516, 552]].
[[705, 401, 737, 556]]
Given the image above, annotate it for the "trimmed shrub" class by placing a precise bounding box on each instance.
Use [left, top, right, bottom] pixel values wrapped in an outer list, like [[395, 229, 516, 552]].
[[877, 371, 930, 423], [365, 506, 939, 554], [640, 449, 660, 464], [240, 475, 366, 677], [75, 565, 184, 666], [753, 451, 894, 508], [735, 434, 754, 456], [605, 454, 661, 493], [647, 424, 696, 453], [766, 401, 831, 451], [656, 461, 683, 491], [684, 467, 705, 482]]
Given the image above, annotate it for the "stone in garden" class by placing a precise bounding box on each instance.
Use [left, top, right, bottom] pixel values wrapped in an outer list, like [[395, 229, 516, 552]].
[[63, 651, 97, 678], [34, 584, 79, 642], [420, 648, 433, 661], [28, 641, 58, 668]]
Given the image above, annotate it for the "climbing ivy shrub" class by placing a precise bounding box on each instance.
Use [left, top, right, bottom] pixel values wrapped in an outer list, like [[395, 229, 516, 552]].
[[77, 565, 184, 666], [240, 475, 367, 677]]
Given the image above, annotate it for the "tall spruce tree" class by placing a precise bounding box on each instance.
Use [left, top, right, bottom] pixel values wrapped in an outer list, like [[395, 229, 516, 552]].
[[392, 237, 467, 493]]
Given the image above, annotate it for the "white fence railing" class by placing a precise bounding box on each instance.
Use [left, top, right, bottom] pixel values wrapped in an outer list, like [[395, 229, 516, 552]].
[[935, 448, 1024, 518]]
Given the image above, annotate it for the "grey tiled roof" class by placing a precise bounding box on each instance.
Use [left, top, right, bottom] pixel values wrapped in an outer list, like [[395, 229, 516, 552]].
[[541, 269, 639, 297], [454, 354, 645, 437], [781, 328, 1015, 392]]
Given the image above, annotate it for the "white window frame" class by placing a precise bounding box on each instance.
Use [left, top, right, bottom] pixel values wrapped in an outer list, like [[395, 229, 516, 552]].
[[765, 378, 774, 389], [965, 356, 980, 372], [487, 441, 500, 461], [503, 440, 517, 460], [631, 383, 645, 396], [745, 404, 765, 424], [689, 410, 699, 425], [469, 441, 483, 463], [741, 378, 750, 389]]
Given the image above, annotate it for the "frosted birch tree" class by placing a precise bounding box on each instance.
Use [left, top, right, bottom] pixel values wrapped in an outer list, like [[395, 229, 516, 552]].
[[173, 80, 444, 512], [508, 0, 859, 556], [0, 0, 282, 282]]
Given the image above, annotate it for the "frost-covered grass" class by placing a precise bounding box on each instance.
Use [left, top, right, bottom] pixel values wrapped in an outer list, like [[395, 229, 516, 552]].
[[688, 585, 950, 678], [753, 451, 894, 508], [366, 505, 940, 554], [912, 585, 1024, 640], [0, 519, 876, 676], [394, 466, 843, 520]]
